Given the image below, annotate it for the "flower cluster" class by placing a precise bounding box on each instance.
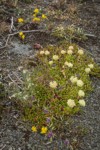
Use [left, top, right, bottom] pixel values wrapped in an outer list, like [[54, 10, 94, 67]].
[[17, 8, 47, 40], [33, 8, 47, 23], [19, 32, 25, 40], [32, 126, 48, 134]]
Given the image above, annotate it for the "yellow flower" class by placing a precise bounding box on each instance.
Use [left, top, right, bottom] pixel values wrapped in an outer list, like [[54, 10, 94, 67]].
[[21, 34, 25, 40], [19, 32, 23, 36], [33, 17, 40, 22], [18, 18, 24, 23], [32, 126, 37, 132], [42, 14, 47, 19], [33, 14, 37, 17], [34, 8, 39, 14], [41, 126, 48, 134], [49, 81, 58, 89]]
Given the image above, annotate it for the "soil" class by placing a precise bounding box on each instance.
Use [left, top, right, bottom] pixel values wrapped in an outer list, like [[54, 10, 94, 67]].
[[0, 0, 100, 150]]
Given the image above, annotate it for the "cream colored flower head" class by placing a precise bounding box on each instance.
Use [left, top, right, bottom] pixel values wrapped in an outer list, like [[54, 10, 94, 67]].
[[88, 64, 94, 69], [49, 81, 58, 89], [68, 46, 74, 50], [64, 61, 69, 66], [78, 49, 84, 55], [45, 50, 50, 55], [23, 69, 28, 74], [61, 50, 66, 54], [79, 99, 86, 107], [67, 63, 73, 68], [49, 61, 53, 65], [78, 90, 85, 97], [70, 76, 74, 81], [67, 99, 76, 108], [40, 51, 45, 55], [53, 55, 59, 60], [70, 76, 78, 83], [67, 49, 73, 55], [85, 68, 91, 74], [77, 80, 84, 87]]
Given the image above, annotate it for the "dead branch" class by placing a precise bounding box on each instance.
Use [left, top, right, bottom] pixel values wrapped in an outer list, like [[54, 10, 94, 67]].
[[0, 29, 47, 49]]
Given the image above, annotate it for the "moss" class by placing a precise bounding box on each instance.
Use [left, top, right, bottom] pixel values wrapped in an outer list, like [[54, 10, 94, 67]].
[[13, 42, 99, 132]]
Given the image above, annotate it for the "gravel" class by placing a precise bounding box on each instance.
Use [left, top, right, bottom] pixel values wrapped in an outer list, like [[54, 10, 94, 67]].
[[0, 1, 100, 150]]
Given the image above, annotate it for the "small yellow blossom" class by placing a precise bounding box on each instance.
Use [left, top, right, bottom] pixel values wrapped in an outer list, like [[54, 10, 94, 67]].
[[40, 51, 45, 55], [21, 34, 25, 40], [77, 80, 84, 87], [42, 14, 47, 19], [45, 50, 50, 55], [41, 126, 48, 134], [19, 32, 23, 36], [78, 90, 85, 97], [67, 99, 76, 108], [33, 17, 40, 22], [32, 126, 37, 132], [34, 8, 39, 14], [49, 81, 58, 89], [78, 49, 84, 55], [85, 68, 91, 74], [88, 64, 94, 69], [53, 55, 59, 60], [79, 99, 86, 107], [61, 50, 66, 54], [33, 14, 37, 17], [18, 18, 24, 23]]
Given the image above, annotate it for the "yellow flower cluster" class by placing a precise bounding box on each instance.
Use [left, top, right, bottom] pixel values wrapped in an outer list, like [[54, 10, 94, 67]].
[[32, 126, 48, 134], [32, 126, 37, 132], [18, 18, 24, 23], [33, 8, 47, 23], [41, 126, 48, 134], [19, 32, 25, 40]]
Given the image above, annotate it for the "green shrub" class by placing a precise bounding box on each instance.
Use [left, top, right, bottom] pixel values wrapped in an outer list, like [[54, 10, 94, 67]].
[[13, 42, 99, 134]]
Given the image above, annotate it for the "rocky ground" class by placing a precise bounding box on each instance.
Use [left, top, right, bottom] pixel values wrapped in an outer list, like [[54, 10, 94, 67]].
[[0, 0, 100, 150]]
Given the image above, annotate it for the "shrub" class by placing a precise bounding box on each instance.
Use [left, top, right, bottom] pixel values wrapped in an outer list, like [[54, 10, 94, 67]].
[[13, 42, 99, 134]]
